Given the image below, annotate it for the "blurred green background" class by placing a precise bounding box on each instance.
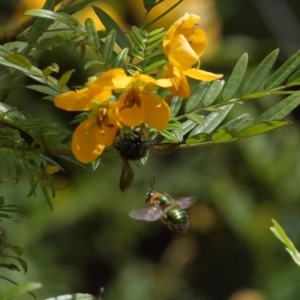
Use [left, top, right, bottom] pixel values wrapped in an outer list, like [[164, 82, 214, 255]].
[[1, 0, 300, 299]]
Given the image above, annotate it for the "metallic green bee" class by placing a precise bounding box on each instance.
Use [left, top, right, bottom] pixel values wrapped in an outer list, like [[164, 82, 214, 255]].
[[129, 180, 195, 233]]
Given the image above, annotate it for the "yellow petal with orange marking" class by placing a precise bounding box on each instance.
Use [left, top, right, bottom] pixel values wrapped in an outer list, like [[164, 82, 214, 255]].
[[71, 118, 104, 163]]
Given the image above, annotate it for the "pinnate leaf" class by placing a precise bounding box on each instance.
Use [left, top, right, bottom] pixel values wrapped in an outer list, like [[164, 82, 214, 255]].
[[264, 49, 300, 89]]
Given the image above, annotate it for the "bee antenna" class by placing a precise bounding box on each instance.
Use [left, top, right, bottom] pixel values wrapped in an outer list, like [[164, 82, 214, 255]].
[[149, 177, 155, 191]]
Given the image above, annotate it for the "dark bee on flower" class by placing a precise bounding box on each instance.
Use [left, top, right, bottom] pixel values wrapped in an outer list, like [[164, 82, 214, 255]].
[[129, 179, 195, 232], [114, 129, 179, 191]]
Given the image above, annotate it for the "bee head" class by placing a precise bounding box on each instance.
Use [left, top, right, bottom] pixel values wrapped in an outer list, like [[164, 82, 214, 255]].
[[145, 177, 155, 203]]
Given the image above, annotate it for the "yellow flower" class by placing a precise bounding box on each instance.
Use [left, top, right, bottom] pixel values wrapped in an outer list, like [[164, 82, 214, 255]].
[[163, 13, 223, 98], [54, 68, 126, 111], [71, 102, 121, 163], [113, 71, 172, 131], [54, 69, 125, 163]]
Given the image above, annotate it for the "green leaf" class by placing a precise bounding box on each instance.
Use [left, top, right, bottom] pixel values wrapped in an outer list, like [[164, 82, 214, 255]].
[[130, 49, 144, 60], [46, 294, 96, 300], [42, 63, 59, 77], [144, 59, 166, 72], [212, 128, 235, 141], [0, 45, 11, 56], [185, 113, 205, 125], [63, 0, 96, 15], [103, 29, 116, 63], [169, 96, 182, 115], [287, 69, 300, 84], [6, 54, 32, 68], [185, 81, 209, 113], [113, 48, 129, 68], [219, 114, 251, 130], [202, 80, 225, 107], [181, 120, 197, 135], [148, 27, 165, 37], [0, 57, 33, 76], [85, 18, 100, 49], [264, 49, 300, 89], [146, 31, 165, 50], [25, 9, 66, 20], [40, 184, 53, 211], [27, 85, 60, 96], [10, 245, 24, 256], [0, 281, 41, 300], [270, 219, 300, 267], [237, 120, 289, 138], [242, 49, 279, 95], [222, 53, 248, 100], [15, 257, 28, 273], [0, 263, 20, 271], [84, 60, 105, 70], [27, 0, 56, 44], [57, 69, 75, 89], [166, 120, 181, 131], [93, 6, 132, 49], [241, 90, 271, 100], [0, 213, 19, 222], [185, 133, 210, 145], [255, 93, 300, 123], [188, 104, 234, 137], [130, 26, 146, 50], [160, 130, 179, 143], [172, 129, 183, 142]]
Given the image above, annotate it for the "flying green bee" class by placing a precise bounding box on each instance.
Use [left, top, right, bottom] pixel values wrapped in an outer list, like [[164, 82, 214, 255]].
[[129, 180, 195, 232], [114, 130, 179, 191]]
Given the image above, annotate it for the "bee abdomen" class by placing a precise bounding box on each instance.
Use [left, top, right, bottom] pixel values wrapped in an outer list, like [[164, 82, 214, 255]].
[[166, 208, 190, 233]]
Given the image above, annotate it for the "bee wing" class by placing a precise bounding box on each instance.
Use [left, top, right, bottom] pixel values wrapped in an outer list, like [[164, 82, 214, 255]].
[[120, 158, 134, 192], [176, 197, 196, 209], [129, 205, 163, 221], [146, 143, 179, 154]]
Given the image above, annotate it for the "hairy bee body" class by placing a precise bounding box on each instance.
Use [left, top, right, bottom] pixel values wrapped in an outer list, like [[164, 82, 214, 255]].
[[163, 205, 190, 232], [114, 131, 179, 191], [129, 185, 194, 233], [114, 131, 147, 161], [146, 191, 190, 232]]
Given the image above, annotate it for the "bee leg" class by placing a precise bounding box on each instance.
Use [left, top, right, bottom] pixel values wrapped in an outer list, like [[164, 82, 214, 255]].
[[120, 158, 134, 192]]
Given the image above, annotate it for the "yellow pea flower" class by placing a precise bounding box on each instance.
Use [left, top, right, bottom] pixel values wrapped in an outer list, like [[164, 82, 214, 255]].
[[71, 102, 121, 163], [163, 13, 223, 98], [54, 68, 126, 111], [113, 71, 172, 131], [54, 69, 125, 163]]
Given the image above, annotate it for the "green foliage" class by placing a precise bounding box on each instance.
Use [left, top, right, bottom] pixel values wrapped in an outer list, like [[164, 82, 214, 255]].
[[0, 282, 41, 300], [0, 0, 300, 298], [1, 0, 300, 201], [271, 219, 300, 267]]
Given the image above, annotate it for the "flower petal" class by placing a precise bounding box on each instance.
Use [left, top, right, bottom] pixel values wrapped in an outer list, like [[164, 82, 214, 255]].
[[188, 28, 207, 57], [97, 124, 119, 146], [164, 65, 190, 98], [139, 74, 173, 88], [165, 13, 200, 42], [142, 93, 170, 131], [91, 68, 126, 90], [167, 35, 198, 70], [112, 74, 134, 90], [54, 87, 93, 111], [118, 92, 145, 126], [71, 118, 105, 163], [184, 68, 223, 81]]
